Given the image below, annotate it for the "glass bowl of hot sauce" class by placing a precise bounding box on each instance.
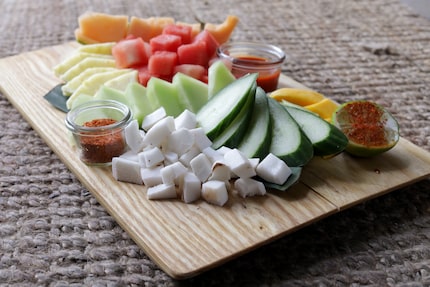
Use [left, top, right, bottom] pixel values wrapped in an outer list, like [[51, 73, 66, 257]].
[[65, 100, 132, 166], [216, 42, 286, 92]]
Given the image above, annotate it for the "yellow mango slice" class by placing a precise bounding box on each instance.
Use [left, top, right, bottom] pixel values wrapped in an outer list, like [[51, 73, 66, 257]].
[[270, 88, 325, 106], [305, 98, 339, 121]]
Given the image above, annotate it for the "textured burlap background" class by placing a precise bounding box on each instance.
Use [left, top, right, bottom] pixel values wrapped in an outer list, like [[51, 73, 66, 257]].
[[1, 0, 429, 286]]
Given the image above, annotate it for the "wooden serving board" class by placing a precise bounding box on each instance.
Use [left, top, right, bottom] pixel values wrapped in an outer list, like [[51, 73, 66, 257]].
[[1, 42, 429, 279]]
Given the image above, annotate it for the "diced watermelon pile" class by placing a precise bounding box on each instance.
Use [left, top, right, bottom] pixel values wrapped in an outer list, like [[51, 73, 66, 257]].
[[112, 24, 219, 86]]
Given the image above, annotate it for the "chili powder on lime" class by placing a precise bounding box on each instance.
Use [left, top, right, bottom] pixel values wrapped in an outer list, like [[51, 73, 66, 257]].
[[342, 101, 388, 147], [80, 118, 125, 164]]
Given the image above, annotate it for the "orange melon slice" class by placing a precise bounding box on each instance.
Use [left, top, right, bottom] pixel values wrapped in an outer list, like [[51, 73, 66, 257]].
[[77, 12, 129, 43], [204, 15, 239, 44], [128, 16, 175, 42]]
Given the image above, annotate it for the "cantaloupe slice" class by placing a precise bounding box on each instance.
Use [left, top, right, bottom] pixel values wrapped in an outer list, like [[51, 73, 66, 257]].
[[204, 15, 239, 44], [127, 16, 175, 42], [77, 12, 129, 43]]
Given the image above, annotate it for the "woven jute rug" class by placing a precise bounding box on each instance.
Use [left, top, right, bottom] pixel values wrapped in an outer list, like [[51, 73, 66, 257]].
[[1, 0, 429, 286]]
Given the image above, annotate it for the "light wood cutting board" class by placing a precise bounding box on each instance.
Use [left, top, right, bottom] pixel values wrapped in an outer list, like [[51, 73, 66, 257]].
[[1, 42, 429, 279]]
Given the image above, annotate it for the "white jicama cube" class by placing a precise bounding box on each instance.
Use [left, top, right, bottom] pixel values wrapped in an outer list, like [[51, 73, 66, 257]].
[[161, 161, 188, 185], [223, 148, 256, 178], [143, 116, 175, 147], [234, 177, 266, 198], [174, 109, 197, 130], [141, 165, 163, 187], [163, 151, 178, 165], [139, 146, 165, 168], [202, 146, 224, 163], [179, 172, 202, 203], [201, 180, 228, 206], [125, 119, 144, 153], [256, 153, 292, 185], [166, 128, 194, 155], [208, 161, 231, 182], [190, 127, 212, 151], [147, 183, 177, 200], [119, 150, 139, 163], [216, 146, 232, 156], [112, 157, 143, 185], [179, 146, 200, 167], [141, 107, 166, 131], [190, 153, 212, 182]]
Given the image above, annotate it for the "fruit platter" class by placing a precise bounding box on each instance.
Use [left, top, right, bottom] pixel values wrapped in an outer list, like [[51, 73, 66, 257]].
[[0, 12, 430, 279]]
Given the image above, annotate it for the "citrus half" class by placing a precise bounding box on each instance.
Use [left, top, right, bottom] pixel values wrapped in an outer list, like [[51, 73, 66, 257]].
[[332, 100, 400, 157]]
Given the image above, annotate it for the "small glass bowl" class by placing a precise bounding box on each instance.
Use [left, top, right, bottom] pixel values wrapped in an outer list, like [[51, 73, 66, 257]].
[[65, 100, 132, 166], [216, 42, 286, 92]]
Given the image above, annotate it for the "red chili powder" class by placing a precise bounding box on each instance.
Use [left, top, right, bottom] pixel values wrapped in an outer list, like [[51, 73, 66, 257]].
[[343, 102, 388, 146], [80, 118, 125, 164]]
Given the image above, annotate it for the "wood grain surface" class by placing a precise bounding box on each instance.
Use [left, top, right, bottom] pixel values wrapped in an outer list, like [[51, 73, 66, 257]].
[[1, 42, 429, 279]]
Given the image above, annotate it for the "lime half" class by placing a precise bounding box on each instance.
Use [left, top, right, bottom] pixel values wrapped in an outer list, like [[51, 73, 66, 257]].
[[332, 101, 400, 157]]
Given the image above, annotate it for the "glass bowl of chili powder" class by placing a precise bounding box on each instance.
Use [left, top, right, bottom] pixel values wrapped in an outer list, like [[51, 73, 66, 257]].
[[216, 41, 286, 92], [65, 100, 132, 166]]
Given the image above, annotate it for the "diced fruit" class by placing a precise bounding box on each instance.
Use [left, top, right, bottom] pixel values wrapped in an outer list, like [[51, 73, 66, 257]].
[[104, 70, 138, 91], [150, 34, 182, 53], [201, 180, 228, 206], [196, 73, 258, 140], [77, 42, 115, 55], [256, 153, 292, 185], [267, 97, 314, 166], [112, 37, 150, 68], [66, 69, 131, 108], [193, 30, 219, 58], [125, 82, 154, 126], [93, 85, 129, 106], [54, 52, 113, 78], [172, 72, 208, 113], [61, 57, 117, 82], [203, 15, 239, 45], [77, 12, 129, 43], [305, 98, 339, 121], [148, 51, 178, 76], [270, 88, 325, 106], [280, 102, 348, 157], [177, 41, 209, 66], [163, 24, 193, 44], [61, 67, 117, 96], [146, 77, 184, 117], [237, 87, 271, 158], [332, 100, 400, 157], [173, 64, 206, 81], [207, 60, 235, 98]]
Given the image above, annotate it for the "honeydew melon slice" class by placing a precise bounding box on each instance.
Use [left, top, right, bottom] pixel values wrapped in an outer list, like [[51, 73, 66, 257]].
[[61, 67, 118, 96], [125, 82, 155, 126], [172, 72, 208, 113], [146, 77, 184, 117], [54, 52, 114, 78], [61, 57, 117, 82], [207, 60, 235, 98], [66, 69, 131, 109], [93, 85, 129, 106], [104, 70, 138, 91]]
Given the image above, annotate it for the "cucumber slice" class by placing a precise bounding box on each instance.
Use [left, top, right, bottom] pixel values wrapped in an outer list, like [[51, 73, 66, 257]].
[[237, 87, 271, 158], [196, 73, 258, 140], [267, 97, 314, 167], [211, 82, 256, 149], [281, 103, 348, 156]]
